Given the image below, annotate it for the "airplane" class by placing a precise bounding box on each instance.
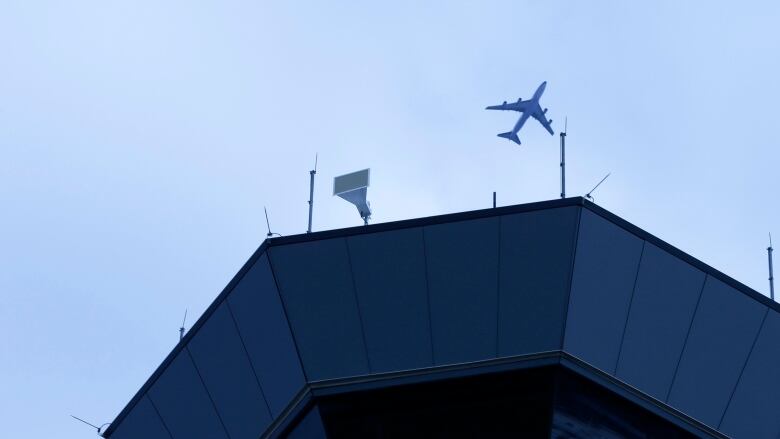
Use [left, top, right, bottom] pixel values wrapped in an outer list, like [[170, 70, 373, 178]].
[[486, 81, 554, 145]]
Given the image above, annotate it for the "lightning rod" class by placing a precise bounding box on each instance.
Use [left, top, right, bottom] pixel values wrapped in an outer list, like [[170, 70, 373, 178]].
[[179, 309, 187, 341], [560, 118, 567, 198], [307, 154, 317, 233], [585, 172, 611, 203], [769, 233, 775, 301]]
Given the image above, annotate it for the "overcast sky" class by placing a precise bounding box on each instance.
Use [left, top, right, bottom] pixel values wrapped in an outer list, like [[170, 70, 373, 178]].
[[2, 1, 779, 437]]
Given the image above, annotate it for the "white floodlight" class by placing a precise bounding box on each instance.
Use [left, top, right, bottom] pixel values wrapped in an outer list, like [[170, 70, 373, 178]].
[[334, 168, 371, 225]]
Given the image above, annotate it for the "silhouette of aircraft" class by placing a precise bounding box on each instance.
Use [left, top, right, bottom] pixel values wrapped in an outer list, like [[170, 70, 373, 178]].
[[486, 81, 554, 145]]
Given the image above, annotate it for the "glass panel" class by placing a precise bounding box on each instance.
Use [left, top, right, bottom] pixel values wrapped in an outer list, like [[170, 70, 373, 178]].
[[719, 311, 780, 438], [149, 350, 228, 439], [227, 253, 305, 416], [285, 406, 328, 439], [347, 228, 433, 373], [667, 277, 766, 427], [564, 209, 644, 373], [270, 239, 369, 380], [187, 302, 271, 439], [109, 396, 170, 439], [424, 217, 500, 364], [616, 243, 705, 400], [317, 366, 555, 437], [553, 368, 697, 438], [498, 207, 579, 356]]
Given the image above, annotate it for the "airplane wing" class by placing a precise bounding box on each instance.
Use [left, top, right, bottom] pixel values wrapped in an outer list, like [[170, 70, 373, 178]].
[[532, 110, 554, 135], [486, 100, 530, 112]]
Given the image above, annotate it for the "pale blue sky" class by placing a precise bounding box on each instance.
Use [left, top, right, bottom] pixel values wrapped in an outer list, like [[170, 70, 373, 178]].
[[1, 1, 779, 437]]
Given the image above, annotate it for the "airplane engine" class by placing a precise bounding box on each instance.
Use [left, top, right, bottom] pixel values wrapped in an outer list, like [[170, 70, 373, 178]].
[[503, 101, 507, 105], [543, 108, 548, 113]]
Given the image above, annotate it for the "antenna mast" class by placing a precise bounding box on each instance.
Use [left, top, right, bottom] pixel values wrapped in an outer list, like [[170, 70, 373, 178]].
[[179, 309, 187, 341], [560, 118, 567, 198], [307, 154, 317, 233], [71, 415, 110, 436], [264, 207, 282, 238], [585, 172, 611, 203], [769, 233, 775, 300], [264, 207, 273, 238]]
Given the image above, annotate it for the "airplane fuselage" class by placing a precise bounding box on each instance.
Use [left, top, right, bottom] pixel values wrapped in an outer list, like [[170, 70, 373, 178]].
[[526, 81, 546, 118]]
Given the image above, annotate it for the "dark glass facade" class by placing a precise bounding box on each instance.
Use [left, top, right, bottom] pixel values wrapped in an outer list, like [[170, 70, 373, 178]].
[[282, 367, 695, 439], [104, 198, 779, 439]]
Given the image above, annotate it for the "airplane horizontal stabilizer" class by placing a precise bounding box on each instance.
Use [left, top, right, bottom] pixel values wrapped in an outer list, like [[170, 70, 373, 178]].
[[497, 131, 521, 145]]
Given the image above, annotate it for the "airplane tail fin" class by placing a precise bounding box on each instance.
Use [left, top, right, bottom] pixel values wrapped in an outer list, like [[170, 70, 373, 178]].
[[497, 131, 521, 145]]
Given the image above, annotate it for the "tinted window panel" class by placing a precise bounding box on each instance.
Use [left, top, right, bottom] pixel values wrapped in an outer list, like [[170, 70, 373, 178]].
[[228, 253, 305, 416], [318, 366, 555, 438], [564, 209, 644, 373], [110, 396, 170, 439], [270, 239, 369, 380], [553, 368, 697, 439], [667, 277, 766, 427], [347, 228, 433, 373], [616, 243, 705, 400], [187, 302, 271, 439], [424, 217, 500, 365], [720, 311, 780, 438], [498, 207, 579, 356], [286, 406, 328, 439], [149, 350, 228, 439]]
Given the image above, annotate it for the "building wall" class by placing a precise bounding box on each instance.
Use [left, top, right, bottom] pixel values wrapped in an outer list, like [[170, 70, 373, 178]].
[[105, 200, 780, 439]]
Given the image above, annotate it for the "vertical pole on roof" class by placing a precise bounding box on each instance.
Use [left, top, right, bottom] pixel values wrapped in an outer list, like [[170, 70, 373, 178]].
[[307, 154, 317, 233], [769, 233, 775, 301], [560, 118, 567, 198], [179, 309, 187, 342]]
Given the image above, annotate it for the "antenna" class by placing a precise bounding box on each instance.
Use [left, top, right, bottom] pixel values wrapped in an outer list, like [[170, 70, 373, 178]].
[[71, 415, 110, 436], [334, 169, 372, 225], [585, 172, 611, 203], [264, 207, 272, 238], [307, 154, 317, 233], [493, 191, 497, 208], [560, 117, 567, 198], [264, 207, 282, 238], [769, 233, 775, 300], [179, 309, 187, 341]]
